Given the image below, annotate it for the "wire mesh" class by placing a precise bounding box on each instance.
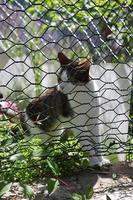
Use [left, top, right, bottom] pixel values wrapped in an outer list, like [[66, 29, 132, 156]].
[[0, 0, 132, 185]]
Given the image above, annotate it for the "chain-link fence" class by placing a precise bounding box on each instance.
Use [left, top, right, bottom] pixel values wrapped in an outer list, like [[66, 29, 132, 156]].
[[0, 0, 132, 191]]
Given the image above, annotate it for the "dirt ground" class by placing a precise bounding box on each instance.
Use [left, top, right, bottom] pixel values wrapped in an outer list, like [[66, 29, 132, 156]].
[[2, 162, 133, 200]]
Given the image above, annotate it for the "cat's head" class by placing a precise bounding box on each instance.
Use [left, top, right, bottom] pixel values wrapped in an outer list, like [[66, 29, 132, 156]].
[[57, 52, 92, 94]]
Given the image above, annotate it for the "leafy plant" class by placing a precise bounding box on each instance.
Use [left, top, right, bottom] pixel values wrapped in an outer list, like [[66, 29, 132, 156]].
[[0, 119, 88, 197], [47, 178, 59, 196], [0, 182, 12, 198], [20, 183, 34, 199], [71, 185, 94, 200]]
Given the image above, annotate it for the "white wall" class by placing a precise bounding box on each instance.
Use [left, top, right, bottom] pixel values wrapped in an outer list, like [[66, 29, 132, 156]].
[[0, 53, 35, 108], [90, 62, 132, 160]]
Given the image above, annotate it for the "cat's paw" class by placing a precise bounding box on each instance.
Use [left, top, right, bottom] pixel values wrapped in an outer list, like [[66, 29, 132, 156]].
[[89, 157, 111, 168], [98, 157, 111, 167]]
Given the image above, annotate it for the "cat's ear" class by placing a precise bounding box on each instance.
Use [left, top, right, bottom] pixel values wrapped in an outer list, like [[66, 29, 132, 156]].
[[58, 52, 72, 65]]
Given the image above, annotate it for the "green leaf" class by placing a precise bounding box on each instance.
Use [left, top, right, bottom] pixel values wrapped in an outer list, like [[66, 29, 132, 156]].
[[127, 0, 132, 5], [71, 193, 82, 200], [106, 194, 112, 200], [9, 153, 24, 161], [0, 182, 12, 197], [21, 184, 34, 199], [112, 173, 117, 179], [32, 149, 43, 157], [1, 138, 12, 146], [60, 129, 74, 142], [47, 158, 60, 176], [82, 195, 87, 200], [47, 178, 59, 196], [85, 185, 94, 199], [31, 148, 49, 158], [81, 158, 90, 169]]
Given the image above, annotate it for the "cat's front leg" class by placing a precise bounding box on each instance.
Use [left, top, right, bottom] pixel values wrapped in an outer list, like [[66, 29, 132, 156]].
[[80, 136, 111, 167], [97, 156, 111, 167], [86, 128, 111, 167], [75, 126, 111, 167], [85, 90, 111, 167], [70, 126, 100, 167]]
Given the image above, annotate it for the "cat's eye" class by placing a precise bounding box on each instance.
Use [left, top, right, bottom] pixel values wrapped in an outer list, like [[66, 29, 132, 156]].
[[58, 71, 69, 83]]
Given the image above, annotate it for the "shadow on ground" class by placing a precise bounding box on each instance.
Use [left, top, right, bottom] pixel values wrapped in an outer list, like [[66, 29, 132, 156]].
[[34, 162, 133, 200], [1, 162, 132, 200]]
